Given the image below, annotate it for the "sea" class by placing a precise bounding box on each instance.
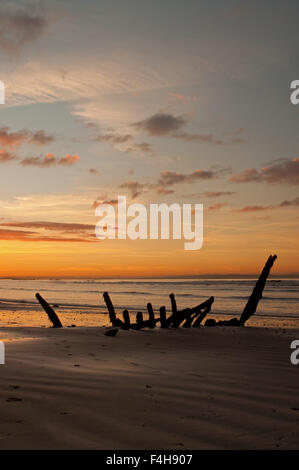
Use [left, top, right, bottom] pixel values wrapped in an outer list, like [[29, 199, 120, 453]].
[[0, 278, 298, 327]]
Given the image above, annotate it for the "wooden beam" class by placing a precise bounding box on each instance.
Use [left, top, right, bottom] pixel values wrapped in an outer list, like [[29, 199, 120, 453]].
[[169, 293, 177, 316], [239, 255, 277, 326], [103, 291, 123, 327], [122, 310, 130, 329], [147, 303, 156, 328], [159, 306, 167, 328], [35, 293, 63, 328], [192, 296, 214, 327], [136, 312, 143, 324]]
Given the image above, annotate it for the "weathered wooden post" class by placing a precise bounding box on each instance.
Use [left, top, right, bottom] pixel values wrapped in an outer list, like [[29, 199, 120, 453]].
[[103, 291, 123, 327], [136, 312, 143, 324], [169, 293, 177, 316], [239, 255, 277, 326], [147, 303, 155, 328], [159, 306, 167, 328], [122, 310, 130, 329], [192, 296, 214, 327], [35, 293, 63, 328]]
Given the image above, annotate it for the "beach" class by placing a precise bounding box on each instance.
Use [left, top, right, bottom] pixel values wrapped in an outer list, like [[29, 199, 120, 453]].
[[0, 324, 298, 449]]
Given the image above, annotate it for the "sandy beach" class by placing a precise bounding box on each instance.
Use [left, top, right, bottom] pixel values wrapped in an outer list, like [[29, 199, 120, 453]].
[[0, 324, 298, 450]]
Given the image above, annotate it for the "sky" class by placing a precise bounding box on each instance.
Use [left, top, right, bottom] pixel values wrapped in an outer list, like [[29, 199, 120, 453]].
[[0, 0, 298, 277]]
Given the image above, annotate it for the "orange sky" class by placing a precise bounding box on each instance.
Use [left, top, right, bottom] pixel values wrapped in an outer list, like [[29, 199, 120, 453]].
[[0, 1, 298, 278]]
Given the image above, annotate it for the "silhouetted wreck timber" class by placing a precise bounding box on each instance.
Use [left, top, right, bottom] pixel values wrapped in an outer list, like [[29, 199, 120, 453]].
[[104, 290, 214, 330], [35, 293, 63, 328], [159, 306, 167, 328], [239, 254, 277, 326], [122, 310, 130, 329], [147, 303, 156, 328], [170, 296, 215, 328], [104, 254, 277, 330], [169, 293, 178, 316], [103, 291, 124, 327], [192, 299, 214, 327], [103, 291, 160, 330], [136, 312, 143, 324], [204, 254, 277, 327]]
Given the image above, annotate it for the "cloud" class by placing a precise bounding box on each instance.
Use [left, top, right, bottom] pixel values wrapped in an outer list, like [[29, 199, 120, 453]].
[[124, 142, 154, 155], [118, 168, 219, 199], [0, 228, 93, 243], [59, 154, 80, 166], [230, 158, 299, 185], [133, 112, 189, 136], [119, 181, 146, 199], [0, 6, 49, 54], [229, 168, 261, 183], [238, 205, 271, 213], [237, 196, 299, 212], [20, 153, 79, 168], [155, 187, 175, 195], [133, 112, 245, 145], [20, 153, 56, 168], [208, 203, 228, 211], [95, 132, 154, 156], [280, 196, 299, 207], [0, 149, 16, 162], [0, 221, 94, 232], [29, 130, 55, 146], [118, 168, 219, 200], [203, 191, 236, 198], [95, 133, 133, 144], [158, 169, 217, 186], [92, 198, 119, 209], [0, 127, 55, 148], [172, 131, 246, 145], [0, 218, 96, 243], [168, 93, 197, 102]]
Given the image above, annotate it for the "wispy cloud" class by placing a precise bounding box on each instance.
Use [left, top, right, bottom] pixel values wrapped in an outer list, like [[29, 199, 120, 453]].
[[203, 191, 236, 198], [237, 196, 299, 212], [119, 168, 219, 199], [172, 131, 245, 145], [208, 202, 228, 211], [0, 221, 94, 232], [168, 93, 197, 103], [158, 169, 217, 186], [0, 228, 93, 243], [95, 132, 154, 156], [124, 142, 154, 156], [0, 127, 55, 148], [92, 198, 119, 209], [0, 149, 16, 162], [230, 158, 299, 185], [119, 181, 146, 199], [20, 153, 79, 168], [95, 133, 133, 144]]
